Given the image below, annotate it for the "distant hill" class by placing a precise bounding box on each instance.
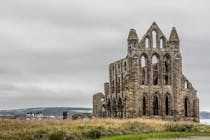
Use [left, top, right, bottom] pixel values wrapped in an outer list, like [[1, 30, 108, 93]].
[[0, 107, 209, 119], [0, 107, 92, 117], [200, 111, 210, 119]]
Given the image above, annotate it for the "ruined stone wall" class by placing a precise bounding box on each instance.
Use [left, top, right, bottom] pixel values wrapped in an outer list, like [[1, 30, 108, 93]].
[[92, 92, 105, 117], [93, 22, 199, 122]]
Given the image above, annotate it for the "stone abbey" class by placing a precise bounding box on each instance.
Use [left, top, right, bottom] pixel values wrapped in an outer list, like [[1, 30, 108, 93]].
[[93, 22, 199, 122]]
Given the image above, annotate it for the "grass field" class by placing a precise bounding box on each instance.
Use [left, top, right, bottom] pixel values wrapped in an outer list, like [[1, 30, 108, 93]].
[[100, 132, 210, 140], [0, 119, 210, 140]]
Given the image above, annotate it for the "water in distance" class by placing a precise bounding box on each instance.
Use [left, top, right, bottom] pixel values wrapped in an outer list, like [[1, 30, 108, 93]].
[[200, 119, 210, 125]]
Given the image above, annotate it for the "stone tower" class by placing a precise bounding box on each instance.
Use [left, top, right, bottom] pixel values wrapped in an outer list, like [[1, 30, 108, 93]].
[[92, 22, 199, 122]]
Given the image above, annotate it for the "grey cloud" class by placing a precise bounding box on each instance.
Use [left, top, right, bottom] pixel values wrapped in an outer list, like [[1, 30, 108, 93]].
[[0, 0, 209, 110], [0, 85, 91, 109]]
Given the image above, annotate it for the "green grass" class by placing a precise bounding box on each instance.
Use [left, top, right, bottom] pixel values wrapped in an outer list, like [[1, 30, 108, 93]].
[[0, 119, 209, 140], [100, 132, 210, 140]]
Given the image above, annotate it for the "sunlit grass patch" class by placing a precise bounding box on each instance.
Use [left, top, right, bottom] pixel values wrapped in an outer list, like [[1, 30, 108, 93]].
[[100, 132, 210, 140]]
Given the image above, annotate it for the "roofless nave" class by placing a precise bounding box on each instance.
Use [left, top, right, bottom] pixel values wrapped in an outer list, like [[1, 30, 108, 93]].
[[93, 22, 199, 122]]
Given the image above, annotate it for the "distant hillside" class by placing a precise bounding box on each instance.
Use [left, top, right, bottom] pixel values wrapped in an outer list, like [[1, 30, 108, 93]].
[[0, 107, 92, 117], [200, 111, 210, 119], [0, 107, 209, 119]]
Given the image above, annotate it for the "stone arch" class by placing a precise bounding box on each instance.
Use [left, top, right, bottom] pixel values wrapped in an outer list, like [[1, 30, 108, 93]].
[[184, 97, 189, 117], [159, 36, 168, 48], [152, 30, 157, 48], [163, 54, 171, 73], [140, 54, 147, 67], [142, 96, 147, 116], [140, 93, 148, 116], [152, 94, 160, 116], [152, 53, 160, 85], [141, 22, 169, 50], [164, 93, 172, 116], [152, 54, 159, 64], [140, 53, 148, 85], [118, 97, 123, 118], [184, 80, 188, 89], [124, 74, 129, 86], [163, 54, 171, 85], [152, 93, 160, 116], [145, 37, 150, 48], [164, 75, 169, 85], [165, 96, 169, 115]]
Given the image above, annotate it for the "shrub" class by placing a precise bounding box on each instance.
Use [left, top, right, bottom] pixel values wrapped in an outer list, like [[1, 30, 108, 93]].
[[64, 135, 77, 140], [121, 121, 153, 133], [83, 126, 103, 139], [49, 131, 65, 140], [165, 123, 195, 132], [34, 129, 48, 139]]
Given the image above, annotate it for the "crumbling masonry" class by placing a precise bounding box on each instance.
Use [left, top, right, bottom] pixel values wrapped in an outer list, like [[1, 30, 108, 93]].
[[93, 22, 199, 122]]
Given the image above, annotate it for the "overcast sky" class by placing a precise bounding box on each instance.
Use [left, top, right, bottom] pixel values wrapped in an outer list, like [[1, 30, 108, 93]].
[[0, 0, 209, 111]]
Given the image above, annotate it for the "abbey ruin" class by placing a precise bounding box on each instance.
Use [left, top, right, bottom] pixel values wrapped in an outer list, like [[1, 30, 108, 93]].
[[93, 22, 199, 122]]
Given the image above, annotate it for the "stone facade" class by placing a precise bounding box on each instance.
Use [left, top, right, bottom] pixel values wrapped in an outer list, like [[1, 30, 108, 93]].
[[92, 22, 199, 122]]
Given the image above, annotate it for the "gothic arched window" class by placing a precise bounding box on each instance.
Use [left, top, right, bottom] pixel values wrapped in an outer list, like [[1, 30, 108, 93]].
[[185, 97, 188, 117], [163, 54, 170, 73], [140, 55, 147, 85], [164, 75, 169, 85], [153, 95, 159, 115], [141, 55, 146, 67], [165, 96, 169, 115], [143, 96, 146, 116], [142, 69, 145, 85], [163, 54, 171, 85], [185, 81, 188, 89], [145, 37, 149, 48], [152, 54, 159, 85], [118, 98, 123, 118], [152, 31, 157, 48]]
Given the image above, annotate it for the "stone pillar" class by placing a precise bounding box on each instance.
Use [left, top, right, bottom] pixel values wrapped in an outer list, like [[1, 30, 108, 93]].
[[93, 92, 105, 117], [125, 56, 139, 118], [194, 91, 199, 122], [104, 83, 109, 95], [148, 57, 152, 85], [172, 52, 182, 121]]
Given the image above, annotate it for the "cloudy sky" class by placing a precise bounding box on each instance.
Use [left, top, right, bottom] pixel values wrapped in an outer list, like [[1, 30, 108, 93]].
[[0, 0, 209, 111]]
